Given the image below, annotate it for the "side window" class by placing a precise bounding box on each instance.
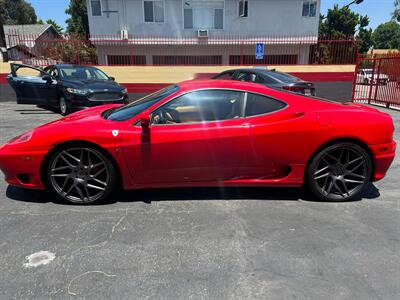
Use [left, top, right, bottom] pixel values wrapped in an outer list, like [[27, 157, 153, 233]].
[[152, 90, 244, 124], [214, 71, 234, 80], [261, 75, 277, 84], [245, 93, 287, 117], [236, 72, 256, 82], [254, 75, 265, 84], [49, 68, 59, 78], [14, 66, 44, 78]]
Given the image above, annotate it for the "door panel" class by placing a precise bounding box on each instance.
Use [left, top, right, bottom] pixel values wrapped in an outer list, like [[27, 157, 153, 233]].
[[8, 64, 58, 105], [122, 120, 250, 184], [14, 76, 57, 104]]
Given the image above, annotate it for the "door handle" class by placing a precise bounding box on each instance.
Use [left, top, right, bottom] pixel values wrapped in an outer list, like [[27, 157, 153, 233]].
[[240, 122, 252, 127]]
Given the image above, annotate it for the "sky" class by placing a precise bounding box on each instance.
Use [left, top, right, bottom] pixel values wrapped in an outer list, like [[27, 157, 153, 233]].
[[27, 0, 396, 31]]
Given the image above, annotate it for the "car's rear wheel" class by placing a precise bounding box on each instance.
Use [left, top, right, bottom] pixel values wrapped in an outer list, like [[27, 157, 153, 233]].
[[306, 143, 372, 202], [59, 97, 70, 116], [47, 146, 117, 204]]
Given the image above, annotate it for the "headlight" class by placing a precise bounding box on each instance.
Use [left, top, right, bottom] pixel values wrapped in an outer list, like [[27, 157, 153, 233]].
[[122, 88, 128, 94], [7, 130, 34, 145], [66, 88, 91, 95]]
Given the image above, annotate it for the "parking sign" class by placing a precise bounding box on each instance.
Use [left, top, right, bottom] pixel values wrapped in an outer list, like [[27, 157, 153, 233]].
[[255, 43, 264, 60]]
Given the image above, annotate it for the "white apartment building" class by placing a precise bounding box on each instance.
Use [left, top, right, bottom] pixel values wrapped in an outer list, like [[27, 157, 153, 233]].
[[86, 0, 320, 65]]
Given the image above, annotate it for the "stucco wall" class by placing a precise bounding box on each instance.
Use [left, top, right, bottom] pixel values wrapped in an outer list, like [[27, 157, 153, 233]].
[[87, 0, 320, 37]]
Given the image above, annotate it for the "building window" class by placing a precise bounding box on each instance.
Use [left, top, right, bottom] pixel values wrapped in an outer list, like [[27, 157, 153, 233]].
[[183, 1, 224, 29], [229, 55, 298, 65], [91, 0, 102, 16], [144, 1, 164, 22], [302, 1, 317, 17], [107, 55, 147, 65], [214, 9, 223, 29], [184, 9, 193, 29], [239, 0, 248, 17], [153, 55, 222, 65]]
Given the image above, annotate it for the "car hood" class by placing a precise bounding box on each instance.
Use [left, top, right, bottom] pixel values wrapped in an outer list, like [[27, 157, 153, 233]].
[[42, 104, 121, 127], [63, 79, 124, 91]]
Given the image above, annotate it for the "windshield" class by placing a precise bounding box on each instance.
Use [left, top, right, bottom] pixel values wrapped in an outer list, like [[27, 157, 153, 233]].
[[58, 66, 109, 80], [268, 71, 300, 83], [104, 85, 180, 121]]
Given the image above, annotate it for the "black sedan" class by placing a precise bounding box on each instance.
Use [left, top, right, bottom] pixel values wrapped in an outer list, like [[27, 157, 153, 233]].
[[7, 63, 129, 115], [212, 68, 316, 96]]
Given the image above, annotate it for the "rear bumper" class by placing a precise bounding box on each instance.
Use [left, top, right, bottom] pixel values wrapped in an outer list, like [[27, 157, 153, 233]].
[[369, 141, 397, 181], [0, 145, 49, 190]]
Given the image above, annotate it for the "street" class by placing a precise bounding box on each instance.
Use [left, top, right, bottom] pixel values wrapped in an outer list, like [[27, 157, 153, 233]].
[[0, 102, 399, 299]]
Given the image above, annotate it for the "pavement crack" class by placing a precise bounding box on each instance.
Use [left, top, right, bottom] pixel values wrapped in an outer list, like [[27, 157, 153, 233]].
[[67, 270, 116, 296]]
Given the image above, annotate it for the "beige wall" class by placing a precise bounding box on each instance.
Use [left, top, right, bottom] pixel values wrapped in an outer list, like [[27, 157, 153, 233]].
[[0, 62, 355, 83]]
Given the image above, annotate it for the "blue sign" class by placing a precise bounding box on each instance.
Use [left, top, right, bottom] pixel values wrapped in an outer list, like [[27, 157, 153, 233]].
[[255, 43, 264, 60]]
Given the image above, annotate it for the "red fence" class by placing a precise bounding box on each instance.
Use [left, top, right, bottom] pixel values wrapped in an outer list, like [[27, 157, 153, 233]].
[[5, 31, 358, 66], [352, 54, 400, 109]]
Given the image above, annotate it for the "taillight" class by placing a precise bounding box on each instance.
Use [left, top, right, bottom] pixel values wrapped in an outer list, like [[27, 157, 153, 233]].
[[282, 86, 295, 91]]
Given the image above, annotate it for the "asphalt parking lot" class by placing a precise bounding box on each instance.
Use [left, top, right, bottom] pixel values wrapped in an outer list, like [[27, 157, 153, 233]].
[[0, 102, 399, 299]]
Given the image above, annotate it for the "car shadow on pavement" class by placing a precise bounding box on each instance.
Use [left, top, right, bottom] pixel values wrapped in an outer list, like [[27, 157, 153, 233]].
[[5, 182, 380, 205], [14, 108, 57, 115]]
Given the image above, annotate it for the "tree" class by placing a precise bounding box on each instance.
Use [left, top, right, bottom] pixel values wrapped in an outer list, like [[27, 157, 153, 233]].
[[358, 27, 373, 53], [319, 5, 372, 54], [65, 0, 89, 36], [0, 0, 38, 25], [319, 5, 362, 37], [372, 21, 400, 49], [46, 19, 64, 34], [393, 0, 400, 22]]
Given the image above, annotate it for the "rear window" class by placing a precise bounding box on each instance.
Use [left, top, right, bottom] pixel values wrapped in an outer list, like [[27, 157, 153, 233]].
[[268, 71, 300, 83], [104, 85, 180, 121], [245, 93, 287, 117]]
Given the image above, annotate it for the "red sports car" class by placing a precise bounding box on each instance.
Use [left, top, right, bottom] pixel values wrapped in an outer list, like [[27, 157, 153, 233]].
[[0, 80, 396, 204]]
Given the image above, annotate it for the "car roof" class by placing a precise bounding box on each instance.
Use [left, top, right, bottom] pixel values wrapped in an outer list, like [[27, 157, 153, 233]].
[[218, 68, 302, 82], [53, 64, 94, 68]]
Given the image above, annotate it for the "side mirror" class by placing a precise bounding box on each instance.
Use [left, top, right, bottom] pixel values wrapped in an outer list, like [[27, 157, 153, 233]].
[[42, 74, 52, 82], [109, 76, 115, 81]]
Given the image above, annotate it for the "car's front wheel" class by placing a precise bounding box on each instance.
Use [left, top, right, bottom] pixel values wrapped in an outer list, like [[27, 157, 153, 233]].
[[59, 97, 71, 116], [46, 146, 117, 204], [306, 143, 372, 202]]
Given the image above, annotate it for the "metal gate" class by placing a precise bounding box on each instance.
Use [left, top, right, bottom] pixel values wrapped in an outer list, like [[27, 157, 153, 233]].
[[352, 54, 400, 110]]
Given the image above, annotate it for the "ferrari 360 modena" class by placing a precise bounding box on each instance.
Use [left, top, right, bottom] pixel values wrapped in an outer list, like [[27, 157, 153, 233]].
[[0, 80, 396, 204]]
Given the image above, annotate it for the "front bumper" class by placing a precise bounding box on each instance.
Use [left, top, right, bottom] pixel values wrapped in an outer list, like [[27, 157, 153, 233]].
[[0, 145, 49, 190], [66, 94, 128, 108], [369, 140, 397, 181]]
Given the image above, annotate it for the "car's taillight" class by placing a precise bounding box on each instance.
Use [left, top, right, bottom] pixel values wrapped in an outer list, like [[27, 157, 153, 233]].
[[282, 86, 295, 91]]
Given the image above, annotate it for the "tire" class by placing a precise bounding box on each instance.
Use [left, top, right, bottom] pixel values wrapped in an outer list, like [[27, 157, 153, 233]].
[[306, 143, 372, 202], [59, 97, 71, 116], [46, 145, 118, 204]]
